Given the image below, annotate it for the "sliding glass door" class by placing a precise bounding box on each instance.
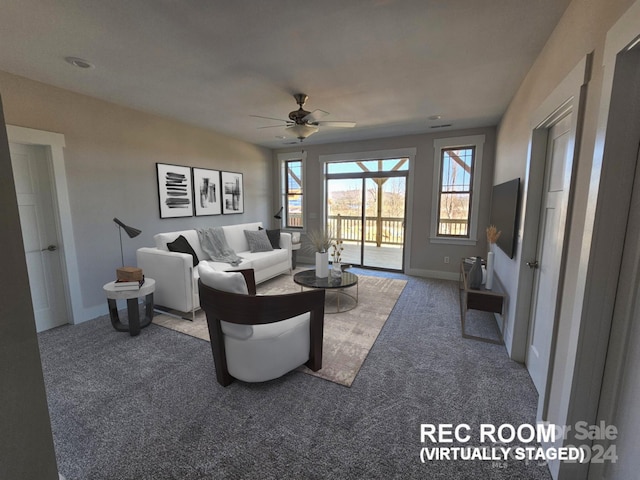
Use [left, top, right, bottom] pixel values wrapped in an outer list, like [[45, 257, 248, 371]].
[[327, 177, 364, 266], [326, 159, 407, 271], [362, 176, 406, 269]]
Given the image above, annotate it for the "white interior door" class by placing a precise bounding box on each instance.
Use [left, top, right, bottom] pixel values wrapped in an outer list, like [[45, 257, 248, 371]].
[[526, 113, 573, 394], [10, 142, 68, 332]]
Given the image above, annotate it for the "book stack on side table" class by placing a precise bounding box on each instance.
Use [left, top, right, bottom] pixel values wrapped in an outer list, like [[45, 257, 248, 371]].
[[114, 266, 144, 290], [114, 278, 145, 291]]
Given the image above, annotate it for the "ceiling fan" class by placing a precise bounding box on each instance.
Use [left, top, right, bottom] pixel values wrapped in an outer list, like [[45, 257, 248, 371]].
[[251, 93, 356, 141]]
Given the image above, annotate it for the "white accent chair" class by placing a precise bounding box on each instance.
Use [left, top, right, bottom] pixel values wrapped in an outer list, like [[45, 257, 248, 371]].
[[198, 264, 325, 386]]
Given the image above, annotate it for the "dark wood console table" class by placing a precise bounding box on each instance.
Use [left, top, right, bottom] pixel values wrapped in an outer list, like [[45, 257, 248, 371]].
[[459, 260, 505, 344]]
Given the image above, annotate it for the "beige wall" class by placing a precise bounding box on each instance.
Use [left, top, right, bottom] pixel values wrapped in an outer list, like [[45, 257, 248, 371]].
[[275, 127, 496, 277], [0, 70, 273, 320]]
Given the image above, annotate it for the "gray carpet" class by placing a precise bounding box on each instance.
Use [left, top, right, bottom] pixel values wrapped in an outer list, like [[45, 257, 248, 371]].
[[38, 269, 551, 480], [153, 272, 407, 387]]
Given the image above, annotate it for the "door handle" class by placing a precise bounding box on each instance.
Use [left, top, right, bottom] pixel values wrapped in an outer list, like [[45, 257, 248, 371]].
[[42, 245, 58, 252], [526, 260, 539, 269]]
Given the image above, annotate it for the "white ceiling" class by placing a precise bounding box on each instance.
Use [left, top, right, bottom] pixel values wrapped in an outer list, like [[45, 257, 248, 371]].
[[0, 0, 570, 149]]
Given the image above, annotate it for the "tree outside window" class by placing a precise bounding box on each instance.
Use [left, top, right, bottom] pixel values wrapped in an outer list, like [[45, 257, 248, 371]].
[[437, 147, 475, 237]]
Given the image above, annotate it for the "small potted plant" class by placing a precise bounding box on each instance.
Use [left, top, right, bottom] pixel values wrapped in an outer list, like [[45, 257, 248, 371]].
[[330, 237, 344, 278]]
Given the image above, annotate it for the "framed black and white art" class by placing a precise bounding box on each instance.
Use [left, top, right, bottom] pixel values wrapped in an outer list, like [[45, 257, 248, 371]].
[[193, 168, 221, 216], [156, 163, 193, 218], [221, 171, 244, 214]]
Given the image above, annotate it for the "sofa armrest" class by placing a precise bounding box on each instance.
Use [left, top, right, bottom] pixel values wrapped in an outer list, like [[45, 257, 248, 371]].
[[279, 231, 292, 250], [279, 232, 292, 270], [136, 247, 196, 312]]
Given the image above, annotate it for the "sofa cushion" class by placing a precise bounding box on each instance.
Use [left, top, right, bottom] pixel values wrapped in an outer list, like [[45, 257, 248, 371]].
[[166, 235, 199, 266], [242, 248, 289, 271], [244, 229, 274, 253], [222, 222, 262, 253]]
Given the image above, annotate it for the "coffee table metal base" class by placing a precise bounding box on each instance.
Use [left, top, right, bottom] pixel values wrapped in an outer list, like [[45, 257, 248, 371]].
[[293, 270, 359, 314], [324, 287, 358, 313]]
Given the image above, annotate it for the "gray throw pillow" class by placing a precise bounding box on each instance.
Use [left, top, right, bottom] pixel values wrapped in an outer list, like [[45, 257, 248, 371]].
[[244, 229, 274, 253], [259, 227, 281, 249]]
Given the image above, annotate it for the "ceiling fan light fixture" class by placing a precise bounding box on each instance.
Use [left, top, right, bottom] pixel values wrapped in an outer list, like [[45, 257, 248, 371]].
[[286, 124, 318, 140]]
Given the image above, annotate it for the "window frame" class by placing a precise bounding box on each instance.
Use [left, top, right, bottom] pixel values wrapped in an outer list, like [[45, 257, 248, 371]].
[[277, 151, 306, 230], [430, 135, 485, 245]]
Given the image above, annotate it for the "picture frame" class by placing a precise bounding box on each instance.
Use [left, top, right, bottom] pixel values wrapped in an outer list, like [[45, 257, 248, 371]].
[[156, 163, 193, 218], [221, 171, 244, 214], [193, 168, 222, 216]]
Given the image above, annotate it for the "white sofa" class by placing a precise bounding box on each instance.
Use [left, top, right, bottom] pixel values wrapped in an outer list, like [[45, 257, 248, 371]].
[[136, 222, 291, 316]]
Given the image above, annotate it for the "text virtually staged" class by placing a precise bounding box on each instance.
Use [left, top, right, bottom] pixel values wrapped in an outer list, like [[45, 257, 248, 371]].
[[419, 421, 619, 467]]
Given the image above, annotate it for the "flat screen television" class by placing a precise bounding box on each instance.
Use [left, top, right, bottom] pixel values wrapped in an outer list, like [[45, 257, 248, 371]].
[[489, 178, 520, 259]]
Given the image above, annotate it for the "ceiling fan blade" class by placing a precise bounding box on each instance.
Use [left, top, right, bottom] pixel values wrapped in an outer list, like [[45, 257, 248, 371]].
[[250, 114, 292, 123], [302, 109, 329, 123], [257, 124, 289, 129], [314, 121, 357, 128]]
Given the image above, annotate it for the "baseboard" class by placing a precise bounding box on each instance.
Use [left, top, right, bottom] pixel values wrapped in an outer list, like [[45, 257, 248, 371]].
[[406, 268, 459, 281], [72, 303, 108, 325]]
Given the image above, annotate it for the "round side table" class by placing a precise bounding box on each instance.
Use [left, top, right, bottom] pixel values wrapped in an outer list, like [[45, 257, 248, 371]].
[[103, 278, 155, 336]]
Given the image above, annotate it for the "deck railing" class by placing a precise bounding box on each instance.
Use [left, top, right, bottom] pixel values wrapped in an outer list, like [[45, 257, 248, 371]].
[[327, 215, 404, 246], [288, 214, 467, 244]]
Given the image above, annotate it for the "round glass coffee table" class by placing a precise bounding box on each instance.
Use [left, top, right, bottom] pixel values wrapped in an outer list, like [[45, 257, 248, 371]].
[[293, 269, 358, 313]]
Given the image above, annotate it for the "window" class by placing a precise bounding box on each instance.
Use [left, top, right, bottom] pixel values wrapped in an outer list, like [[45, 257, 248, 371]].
[[284, 159, 303, 228], [438, 146, 475, 236], [431, 135, 484, 244]]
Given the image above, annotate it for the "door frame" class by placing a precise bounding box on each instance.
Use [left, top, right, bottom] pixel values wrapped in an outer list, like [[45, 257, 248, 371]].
[[319, 147, 416, 272], [572, 3, 640, 478], [325, 172, 408, 271], [524, 109, 575, 398], [510, 56, 589, 367], [7, 125, 83, 324]]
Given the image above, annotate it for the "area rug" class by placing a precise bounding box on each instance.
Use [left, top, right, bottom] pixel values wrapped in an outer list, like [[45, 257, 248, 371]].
[[153, 273, 407, 387]]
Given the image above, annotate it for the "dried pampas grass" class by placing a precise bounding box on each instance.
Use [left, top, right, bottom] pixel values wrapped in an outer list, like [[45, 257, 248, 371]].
[[486, 225, 501, 244]]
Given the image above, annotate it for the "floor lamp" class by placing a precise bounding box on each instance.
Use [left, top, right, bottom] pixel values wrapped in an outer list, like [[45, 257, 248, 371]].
[[113, 217, 141, 267]]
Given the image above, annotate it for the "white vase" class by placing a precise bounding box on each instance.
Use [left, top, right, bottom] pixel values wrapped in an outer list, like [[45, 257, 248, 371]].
[[315, 251, 329, 278], [486, 250, 495, 290]]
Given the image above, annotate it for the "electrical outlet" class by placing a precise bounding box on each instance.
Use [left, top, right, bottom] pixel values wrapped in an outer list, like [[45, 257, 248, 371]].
[[444, 256, 450, 264]]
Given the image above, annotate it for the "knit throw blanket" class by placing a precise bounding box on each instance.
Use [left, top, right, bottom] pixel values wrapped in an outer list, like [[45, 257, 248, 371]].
[[197, 227, 243, 266]]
